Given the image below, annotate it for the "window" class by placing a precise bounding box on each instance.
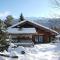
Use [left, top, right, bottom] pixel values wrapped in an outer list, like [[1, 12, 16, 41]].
[[35, 35, 43, 43], [35, 35, 39, 42], [39, 36, 43, 43]]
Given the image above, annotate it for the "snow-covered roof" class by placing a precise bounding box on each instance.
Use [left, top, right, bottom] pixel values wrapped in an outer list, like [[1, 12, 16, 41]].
[[7, 28, 36, 34], [8, 20, 58, 34]]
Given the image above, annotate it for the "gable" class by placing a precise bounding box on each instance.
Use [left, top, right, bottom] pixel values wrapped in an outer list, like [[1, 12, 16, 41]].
[[13, 21, 34, 28]]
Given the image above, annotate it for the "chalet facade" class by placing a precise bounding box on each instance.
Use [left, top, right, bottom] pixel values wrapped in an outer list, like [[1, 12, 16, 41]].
[[7, 20, 58, 45]]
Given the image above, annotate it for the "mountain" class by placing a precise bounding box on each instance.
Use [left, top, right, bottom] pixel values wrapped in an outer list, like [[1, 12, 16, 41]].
[[12, 17, 50, 27]]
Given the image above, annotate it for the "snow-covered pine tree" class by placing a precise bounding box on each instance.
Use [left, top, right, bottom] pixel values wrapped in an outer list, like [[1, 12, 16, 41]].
[[0, 19, 9, 51]]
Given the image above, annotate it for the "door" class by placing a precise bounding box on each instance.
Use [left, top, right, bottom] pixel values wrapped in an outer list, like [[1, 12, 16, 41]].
[[35, 35, 43, 43]]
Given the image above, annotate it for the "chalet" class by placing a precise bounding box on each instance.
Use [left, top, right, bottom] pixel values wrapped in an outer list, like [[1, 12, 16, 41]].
[[7, 20, 58, 46]]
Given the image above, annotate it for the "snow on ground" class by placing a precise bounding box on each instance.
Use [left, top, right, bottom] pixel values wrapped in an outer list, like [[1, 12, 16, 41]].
[[0, 43, 60, 60]]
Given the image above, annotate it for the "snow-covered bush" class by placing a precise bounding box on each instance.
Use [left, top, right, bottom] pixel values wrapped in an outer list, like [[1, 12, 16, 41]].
[[8, 43, 25, 54], [15, 46, 25, 54]]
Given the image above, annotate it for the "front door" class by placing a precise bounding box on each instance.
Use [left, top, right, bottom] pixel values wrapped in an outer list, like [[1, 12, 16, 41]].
[[35, 35, 44, 43]]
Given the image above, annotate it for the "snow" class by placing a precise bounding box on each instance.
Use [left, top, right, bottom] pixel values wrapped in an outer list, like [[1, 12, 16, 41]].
[[56, 35, 60, 38], [0, 42, 60, 60], [8, 43, 16, 52], [55, 35, 60, 42], [7, 28, 36, 34], [8, 43, 25, 53], [10, 51, 17, 57], [0, 50, 10, 55]]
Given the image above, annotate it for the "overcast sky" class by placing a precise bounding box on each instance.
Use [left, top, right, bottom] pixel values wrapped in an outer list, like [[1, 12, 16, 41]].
[[0, 0, 60, 19]]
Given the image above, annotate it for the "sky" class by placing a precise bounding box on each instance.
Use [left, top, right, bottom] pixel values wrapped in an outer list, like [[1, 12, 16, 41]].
[[0, 0, 60, 19]]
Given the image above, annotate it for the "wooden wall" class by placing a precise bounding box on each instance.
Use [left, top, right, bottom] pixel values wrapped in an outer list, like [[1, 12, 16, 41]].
[[32, 28, 55, 43]]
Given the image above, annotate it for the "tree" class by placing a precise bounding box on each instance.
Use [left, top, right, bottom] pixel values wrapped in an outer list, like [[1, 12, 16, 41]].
[[0, 19, 3, 29], [0, 19, 5, 29], [0, 29, 9, 51], [19, 13, 24, 22], [0, 30, 7, 45], [0, 19, 9, 51], [50, 0, 60, 32], [4, 15, 14, 27]]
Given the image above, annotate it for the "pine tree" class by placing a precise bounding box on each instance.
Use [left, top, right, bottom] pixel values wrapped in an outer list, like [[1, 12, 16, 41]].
[[19, 13, 24, 22], [0, 19, 3, 29], [0, 29, 9, 51], [0, 19, 9, 51]]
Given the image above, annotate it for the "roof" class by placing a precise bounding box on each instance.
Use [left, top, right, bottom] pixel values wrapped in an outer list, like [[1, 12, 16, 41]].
[[8, 20, 58, 34], [7, 28, 36, 34]]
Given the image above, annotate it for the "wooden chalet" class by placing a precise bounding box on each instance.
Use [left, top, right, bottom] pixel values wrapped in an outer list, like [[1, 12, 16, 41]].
[[7, 20, 58, 45]]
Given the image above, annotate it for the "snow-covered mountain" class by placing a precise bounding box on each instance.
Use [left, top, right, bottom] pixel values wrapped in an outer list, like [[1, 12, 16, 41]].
[[12, 17, 49, 25]]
